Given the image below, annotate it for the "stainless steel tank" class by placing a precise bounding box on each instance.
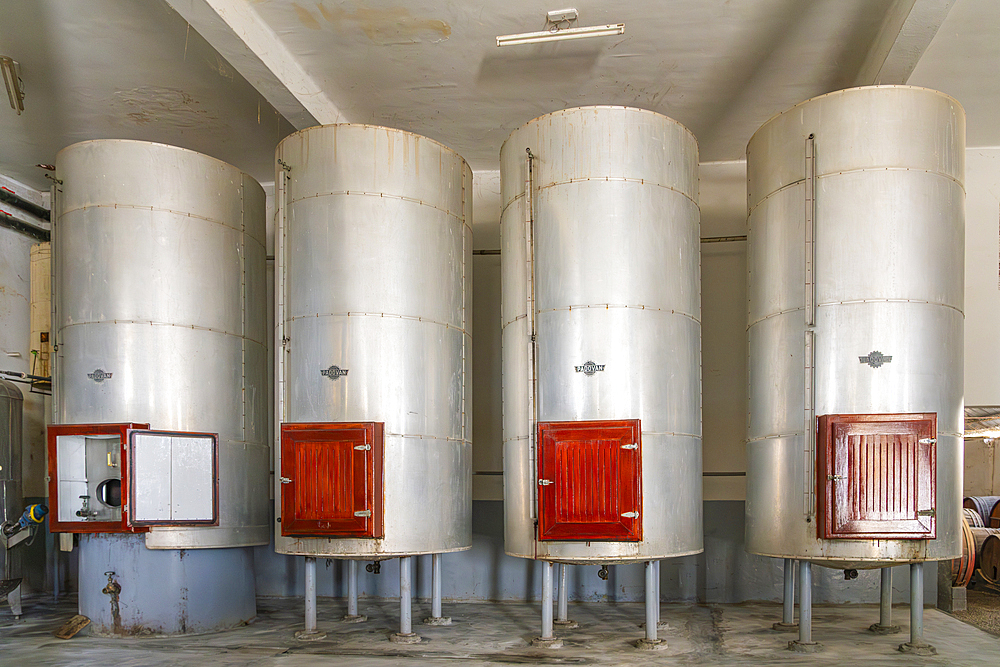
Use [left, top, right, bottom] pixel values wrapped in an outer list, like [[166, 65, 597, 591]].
[[745, 86, 965, 567], [53, 139, 268, 633], [0, 379, 23, 582], [274, 124, 472, 557], [501, 106, 703, 563]]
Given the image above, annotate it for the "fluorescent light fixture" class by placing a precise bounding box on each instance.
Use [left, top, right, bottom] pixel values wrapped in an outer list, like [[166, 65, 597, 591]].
[[497, 23, 625, 47], [1, 56, 24, 115]]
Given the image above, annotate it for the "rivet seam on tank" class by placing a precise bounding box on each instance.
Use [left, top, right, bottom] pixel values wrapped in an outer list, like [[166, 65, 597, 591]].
[[858, 351, 892, 368], [574, 361, 605, 376], [320, 365, 349, 380], [87, 368, 113, 382]]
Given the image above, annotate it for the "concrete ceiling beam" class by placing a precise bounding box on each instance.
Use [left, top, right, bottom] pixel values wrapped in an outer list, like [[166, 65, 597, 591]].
[[164, 0, 344, 129], [854, 0, 957, 86]]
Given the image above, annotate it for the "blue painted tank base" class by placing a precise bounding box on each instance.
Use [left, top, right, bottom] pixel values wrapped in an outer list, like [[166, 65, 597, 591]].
[[78, 533, 256, 635]]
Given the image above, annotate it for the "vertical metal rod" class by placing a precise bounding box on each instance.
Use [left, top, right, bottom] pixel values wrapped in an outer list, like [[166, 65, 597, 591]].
[[880, 567, 893, 627], [910, 563, 923, 645], [53, 545, 60, 602], [803, 133, 817, 518], [400, 556, 413, 635], [783, 558, 795, 625], [645, 561, 658, 642], [431, 553, 443, 619], [347, 559, 359, 617], [798, 561, 812, 644], [541, 561, 554, 639], [653, 560, 661, 626], [304, 557, 317, 633], [557, 563, 568, 622]]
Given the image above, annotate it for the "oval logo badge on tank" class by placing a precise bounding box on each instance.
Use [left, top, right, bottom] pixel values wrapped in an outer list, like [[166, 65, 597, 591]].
[[574, 361, 605, 376], [87, 369, 113, 383], [858, 351, 892, 369], [320, 365, 349, 380]]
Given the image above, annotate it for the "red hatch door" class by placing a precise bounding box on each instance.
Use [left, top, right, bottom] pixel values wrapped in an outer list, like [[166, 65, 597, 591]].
[[537, 419, 642, 541], [817, 413, 937, 540], [280, 422, 384, 538]]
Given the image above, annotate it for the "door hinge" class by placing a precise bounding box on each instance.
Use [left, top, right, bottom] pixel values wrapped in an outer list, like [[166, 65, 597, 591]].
[[917, 509, 936, 517], [919, 438, 937, 445], [354, 444, 371, 451], [280, 476, 292, 484], [621, 443, 638, 450], [538, 479, 553, 486], [827, 474, 847, 481], [354, 510, 372, 517], [621, 511, 639, 519]]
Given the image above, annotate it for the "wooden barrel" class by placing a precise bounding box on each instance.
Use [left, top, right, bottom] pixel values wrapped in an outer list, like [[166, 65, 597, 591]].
[[952, 515, 977, 587], [964, 496, 1000, 526], [991, 502, 1000, 529], [980, 534, 1000, 584], [964, 507, 985, 527]]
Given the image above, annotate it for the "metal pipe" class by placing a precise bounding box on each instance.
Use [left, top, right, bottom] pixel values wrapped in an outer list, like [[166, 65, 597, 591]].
[[304, 557, 317, 633], [910, 562, 923, 645], [347, 559, 359, 617], [783, 559, 795, 625], [880, 567, 892, 627], [431, 553, 442, 619], [798, 560, 812, 644], [556, 563, 568, 622], [645, 561, 657, 642], [654, 560, 660, 626], [400, 556, 412, 635], [0, 187, 50, 221], [541, 561, 554, 639]]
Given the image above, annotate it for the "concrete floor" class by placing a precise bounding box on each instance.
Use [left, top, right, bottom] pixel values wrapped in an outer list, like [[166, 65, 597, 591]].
[[1, 595, 998, 666]]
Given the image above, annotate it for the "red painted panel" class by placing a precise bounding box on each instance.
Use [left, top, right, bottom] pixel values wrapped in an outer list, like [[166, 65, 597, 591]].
[[280, 422, 384, 538], [46, 423, 150, 534], [817, 413, 936, 540], [537, 420, 641, 541]]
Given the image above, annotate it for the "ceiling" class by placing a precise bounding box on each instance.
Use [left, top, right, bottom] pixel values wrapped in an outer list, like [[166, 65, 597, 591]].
[[1, 0, 997, 192]]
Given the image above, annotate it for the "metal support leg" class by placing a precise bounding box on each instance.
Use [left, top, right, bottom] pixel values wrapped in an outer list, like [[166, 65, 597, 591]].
[[424, 553, 452, 625], [342, 560, 367, 623], [390, 556, 421, 643], [7, 583, 21, 619], [898, 562, 936, 655], [554, 563, 578, 629], [654, 560, 662, 628], [788, 561, 821, 652], [531, 561, 562, 648], [635, 560, 667, 649], [869, 567, 900, 634], [295, 557, 326, 640], [773, 558, 798, 631]]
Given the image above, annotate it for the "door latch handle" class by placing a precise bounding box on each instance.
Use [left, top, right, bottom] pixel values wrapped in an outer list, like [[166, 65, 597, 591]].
[[827, 475, 846, 481], [354, 444, 371, 451], [538, 479, 553, 486], [621, 511, 639, 519], [621, 443, 638, 450], [354, 510, 372, 517], [280, 476, 292, 484]]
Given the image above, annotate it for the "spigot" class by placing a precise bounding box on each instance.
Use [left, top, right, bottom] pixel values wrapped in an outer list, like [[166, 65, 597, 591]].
[[76, 495, 97, 519]]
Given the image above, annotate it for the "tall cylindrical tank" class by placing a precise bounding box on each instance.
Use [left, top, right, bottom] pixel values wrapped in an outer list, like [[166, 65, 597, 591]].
[[0, 379, 23, 582], [53, 139, 268, 633], [745, 86, 965, 567], [501, 106, 703, 563], [274, 124, 472, 557]]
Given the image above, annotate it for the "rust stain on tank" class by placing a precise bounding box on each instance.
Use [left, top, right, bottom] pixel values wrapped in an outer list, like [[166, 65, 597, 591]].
[[318, 3, 451, 45], [112, 88, 220, 129]]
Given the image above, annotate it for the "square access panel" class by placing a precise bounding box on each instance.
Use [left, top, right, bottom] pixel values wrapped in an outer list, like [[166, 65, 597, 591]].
[[537, 420, 642, 541], [280, 422, 384, 538], [47, 423, 149, 534], [817, 413, 937, 540], [127, 430, 219, 526]]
